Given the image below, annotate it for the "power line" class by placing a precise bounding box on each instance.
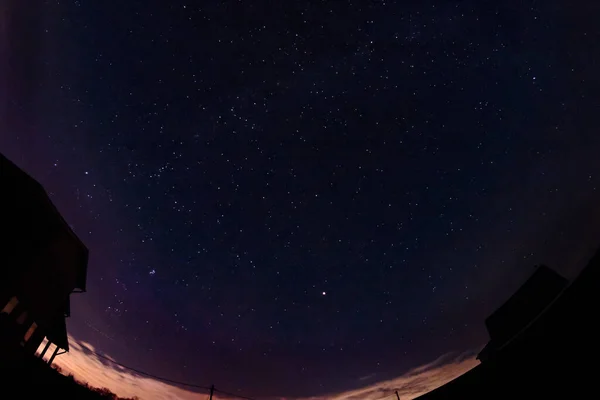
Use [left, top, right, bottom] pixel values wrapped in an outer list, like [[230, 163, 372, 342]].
[[86, 349, 261, 399], [89, 350, 212, 391], [214, 388, 259, 400], [372, 392, 398, 400], [79, 348, 402, 400]]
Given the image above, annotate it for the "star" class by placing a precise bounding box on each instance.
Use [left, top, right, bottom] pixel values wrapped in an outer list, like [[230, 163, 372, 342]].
[[5, 0, 600, 398]]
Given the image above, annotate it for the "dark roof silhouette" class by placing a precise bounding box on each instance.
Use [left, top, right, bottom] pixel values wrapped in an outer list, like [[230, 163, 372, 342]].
[[418, 246, 600, 399], [484, 265, 567, 349], [1, 153, 89, 352], [1, 153, 88, 292]]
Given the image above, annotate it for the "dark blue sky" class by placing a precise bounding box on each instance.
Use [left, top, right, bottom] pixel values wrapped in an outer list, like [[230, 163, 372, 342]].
[[3, 0, 600, 397]]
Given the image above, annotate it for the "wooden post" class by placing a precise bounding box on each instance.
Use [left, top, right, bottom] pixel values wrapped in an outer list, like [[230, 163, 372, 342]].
[[395, 390, 400, 400], [39, 340, 51, 358], [47, 346, 59, 366], [209, 384, 214, 400]]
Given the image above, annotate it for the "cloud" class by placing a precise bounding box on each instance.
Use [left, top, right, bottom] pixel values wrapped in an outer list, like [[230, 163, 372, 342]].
[[358, 373, 377, 382], [297, 352, 479, 400], [38, 336, 205, 400], [37, 336, 478, 400]]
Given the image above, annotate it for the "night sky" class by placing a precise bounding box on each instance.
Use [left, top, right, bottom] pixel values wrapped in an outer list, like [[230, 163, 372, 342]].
[[3, 1, 600, 398]]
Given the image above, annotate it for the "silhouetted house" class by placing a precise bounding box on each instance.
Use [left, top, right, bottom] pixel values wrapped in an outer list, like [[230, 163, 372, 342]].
[[477, 265, 567, 362], [0, 153, 88, 364]]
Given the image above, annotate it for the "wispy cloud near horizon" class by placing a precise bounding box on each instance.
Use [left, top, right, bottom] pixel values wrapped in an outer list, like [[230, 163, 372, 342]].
[[38, 336, 478, 400]]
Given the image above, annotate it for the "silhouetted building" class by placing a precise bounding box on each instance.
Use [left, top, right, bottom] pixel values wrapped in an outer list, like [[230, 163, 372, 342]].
[[0, 153, 88, 364], [477, 265, 567, 362]]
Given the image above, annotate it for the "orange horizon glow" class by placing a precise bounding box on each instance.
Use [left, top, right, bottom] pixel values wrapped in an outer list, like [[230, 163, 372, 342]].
[[36, 335, 479, 400]]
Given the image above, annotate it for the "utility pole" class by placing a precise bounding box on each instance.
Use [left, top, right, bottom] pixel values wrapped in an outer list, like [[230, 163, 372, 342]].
[[209, 384, 215, 400], [395, 390, 400, 400]]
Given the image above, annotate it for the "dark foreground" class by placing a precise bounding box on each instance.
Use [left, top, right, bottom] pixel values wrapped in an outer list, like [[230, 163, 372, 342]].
[[419, 247, 600, 399], [0, 344, 131, 399], [1, 247, 598, 400]]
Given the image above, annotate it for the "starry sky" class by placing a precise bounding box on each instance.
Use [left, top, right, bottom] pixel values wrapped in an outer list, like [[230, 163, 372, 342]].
[[3, 0, 600, 399]]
